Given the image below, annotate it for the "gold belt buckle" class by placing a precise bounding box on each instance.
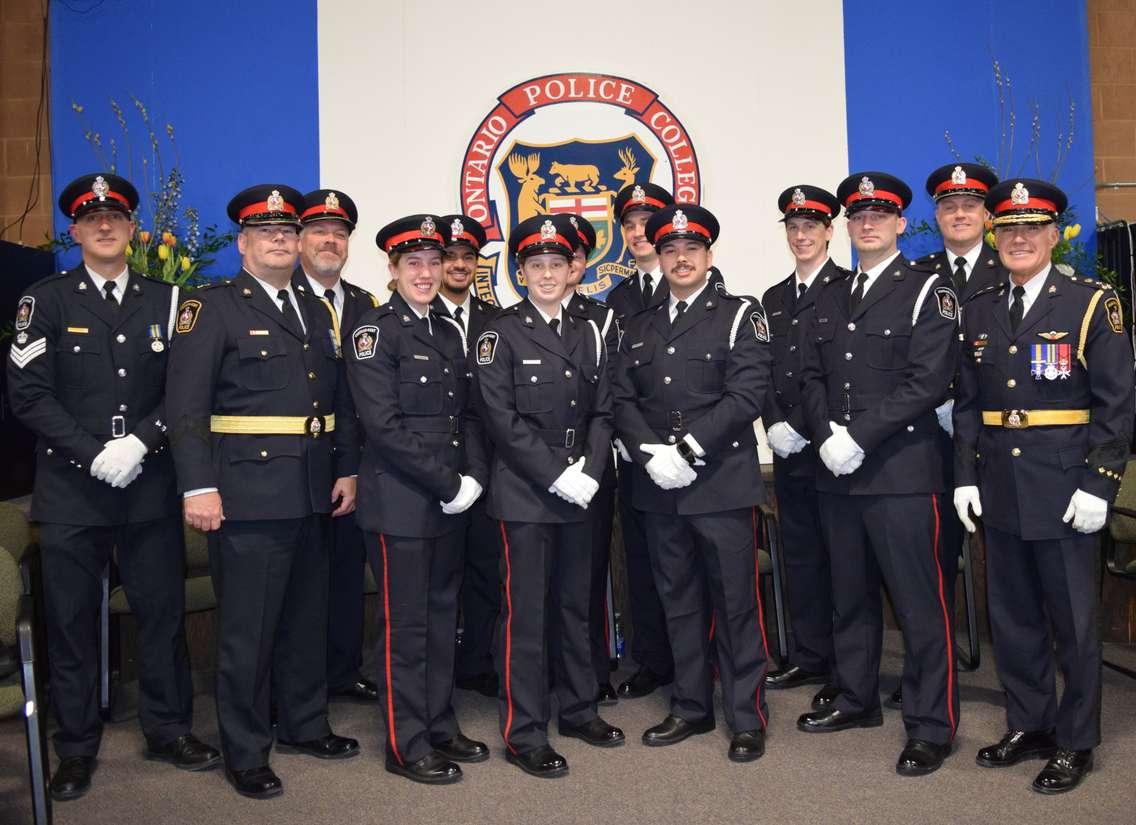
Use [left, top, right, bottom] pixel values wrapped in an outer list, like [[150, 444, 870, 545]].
[[305, 415, 325, 437], [1002, 410, 1028, 429]]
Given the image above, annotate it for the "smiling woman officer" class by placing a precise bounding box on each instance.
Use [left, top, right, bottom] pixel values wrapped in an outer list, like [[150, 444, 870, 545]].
[[346, 214, 490, 785]]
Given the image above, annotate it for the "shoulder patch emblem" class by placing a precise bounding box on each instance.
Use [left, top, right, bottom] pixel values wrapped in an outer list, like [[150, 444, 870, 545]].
[[750, 310, 770, 342], [476, 331, 498, 365], [1105, 296, 1124, 334], [934, 287, 957, 320], [352, 325, 378, 359], [14, 295, 33, 331], [175, 299, 202, 334]]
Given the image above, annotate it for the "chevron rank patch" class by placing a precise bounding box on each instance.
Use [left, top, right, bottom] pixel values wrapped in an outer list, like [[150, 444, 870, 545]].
[[175, 300, 202, 334], [9, 337, 46, 369], [352, 325, 378, 359], [935, 287, 958, 320], [475, 331, 498, 365], [750, 310, 769, 342]]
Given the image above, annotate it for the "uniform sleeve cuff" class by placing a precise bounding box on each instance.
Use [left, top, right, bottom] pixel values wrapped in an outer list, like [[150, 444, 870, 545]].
[[183, 487, 218, 499]]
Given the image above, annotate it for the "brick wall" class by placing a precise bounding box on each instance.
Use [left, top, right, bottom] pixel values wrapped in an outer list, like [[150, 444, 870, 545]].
[[1091, 0, 1136, 222], [0, 0, 51, 247]]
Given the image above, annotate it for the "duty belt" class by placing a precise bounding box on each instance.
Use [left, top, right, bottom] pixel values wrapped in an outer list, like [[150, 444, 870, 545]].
[[981, 409, 1090, 429], [210, 414, 335, 437], [535, 427, 578, 448]]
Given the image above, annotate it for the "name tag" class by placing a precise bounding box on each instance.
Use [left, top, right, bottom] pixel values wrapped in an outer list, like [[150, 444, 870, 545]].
[[248, 329, 270, 336], [522, 359, 542, 365], [413, 354, 430, 361], [630, 341, 644, 350], [770, 311, 782, 317], [66, 326, 89, 334]]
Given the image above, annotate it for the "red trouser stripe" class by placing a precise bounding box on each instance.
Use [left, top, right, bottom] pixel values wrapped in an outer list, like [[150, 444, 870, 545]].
[[751, 507, 771, 729], [930, 494, 958, 739], [498, 522, 518, 754], [379, 534, 402, 765], [708, 611, 716, 642]]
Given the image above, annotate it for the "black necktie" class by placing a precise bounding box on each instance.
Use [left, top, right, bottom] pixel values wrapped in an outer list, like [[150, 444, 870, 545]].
[[1009, 285, 1025, 332], [454, 306, 465, 332], [796, 282, 807, 304], [674, 300, 687, 322], [323, 288, 338, 318], [277, 289, 301, 335], [548, 317, 560, 336], [953, 256, 967, 294], [102, 281, 119, 306], [642, 273, 654, 307], [849, 272, 868, 313]]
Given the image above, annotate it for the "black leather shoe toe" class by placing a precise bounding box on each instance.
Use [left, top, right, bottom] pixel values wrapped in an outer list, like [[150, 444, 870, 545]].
[[434, 733, 489, 763], [276, 733, 359, 759], [330, 677, 380, 703], [1032, 749, 1093, 795], [386, 751, 462, 785], [896, 738, 951, 776], [617, 667, 673, 699], [728, 729, 765, 762], [642, 714, 715, 746], [796, 707, 883, 733], [505, 745, 568, 778], [884, 686, 902, 709], [50, 756, 95, 801], [559, 717, 625, 747], [145, 733, 221, 771], [227, 765, 283, 799], [764, 665, 827, 690], [596, 682, 618, 705], [976, 729, 1058, 768]]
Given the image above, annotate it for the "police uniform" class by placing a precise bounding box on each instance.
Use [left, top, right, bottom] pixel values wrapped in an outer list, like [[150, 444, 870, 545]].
[[291, 188, 381, 700], [955, 180, 1133, 792], [612, 204, 773, 759], [347, 215, 489, 783], [472, 215, 620, 775], [431, 215, 504, 692], [166, 185, 360, 790], [7, 173, 213, 793], [762, 186, 847, 692], [797, 173, 960, 767]]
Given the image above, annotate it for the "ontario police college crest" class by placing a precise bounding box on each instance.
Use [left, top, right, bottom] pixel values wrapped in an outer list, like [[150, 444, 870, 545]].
[[459, 73, 702, 307]]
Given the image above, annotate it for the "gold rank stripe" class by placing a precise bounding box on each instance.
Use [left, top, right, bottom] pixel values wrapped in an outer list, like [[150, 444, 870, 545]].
[[981, 410, 1090, 427], [209, 414, 336, 434], [66, 326, 89, 333]]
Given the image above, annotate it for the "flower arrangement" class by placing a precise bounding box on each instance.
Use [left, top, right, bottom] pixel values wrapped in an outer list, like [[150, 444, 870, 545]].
[[44, 96, 234, 288]]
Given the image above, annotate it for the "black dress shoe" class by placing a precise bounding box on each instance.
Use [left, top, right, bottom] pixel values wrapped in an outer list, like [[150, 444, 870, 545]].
[[1032, 749, 1093, 795], [330, 677, 379, 703], [558, 717, 625, 747], [145, 733, 221, 771], [455, 672, 499, 698], [596, 681, 618, 705], [896, 738, 952, 776], [642, 714, 715, 746], [764, 665, 828, 690], [885, 686, 902, 709], [227, 765, 283, 799], [386, 751, 462, 785], [433, 732, 489, 763], [796, 707, 883, 733], [505, 745, 568, 778], [617, 667, 673, 699], [976, 729, 1058, 768], [728, 730, 765, 762], [276, 733, 359, 759], [50, 756, 95, 801], [811, 683, 840, 710]]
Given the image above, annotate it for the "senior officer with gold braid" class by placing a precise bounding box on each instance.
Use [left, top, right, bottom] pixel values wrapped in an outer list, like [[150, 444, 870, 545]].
[[612, 204, 774, 763], [347, 215, 490, 786], [167, 184, 361, 800], [7, 173, 220, 801], [953, 179, 1134, 795]]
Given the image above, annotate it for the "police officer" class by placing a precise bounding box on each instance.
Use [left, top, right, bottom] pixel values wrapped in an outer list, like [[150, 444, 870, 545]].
[[556, 213, 621, 704], [167, 184, 360, 799], [796, 173, 960, 777], [347, 214, 490, 785], [7, 173, 220, 801], [612, 203, 773, 762], [954, 179, 1133, 794], [473, 214, 622, 778], [431, 213, 503, 699], [604, 182, 677, 699], [762, 186, 846, 710], [292, 188, 381, 704]]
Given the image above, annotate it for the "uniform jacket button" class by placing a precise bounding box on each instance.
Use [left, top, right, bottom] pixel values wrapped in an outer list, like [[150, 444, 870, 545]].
[[260, 450, 268, 458], [117, 368, 127, 377], [1006, 378, 1016, 388], [844, 352, 853, 360], [73, 345, 81, 353], [530, 375, 538, 383], [1008, 345, 1018, 354], [309, 371, 318, 380], [564, 370, 572, 378], [906, 425, 914, 432], [116, 334, 126, 343], [1011, 447, 1021, 457], [664, 376, 672, 384], [847, 323, 855, 332], [667, 435, 676, 443], [666, 346, 675, 355]]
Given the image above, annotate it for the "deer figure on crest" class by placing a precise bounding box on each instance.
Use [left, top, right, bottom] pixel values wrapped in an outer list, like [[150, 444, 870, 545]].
[[507, 152, 545, 222], [613, 147, 639, 191]]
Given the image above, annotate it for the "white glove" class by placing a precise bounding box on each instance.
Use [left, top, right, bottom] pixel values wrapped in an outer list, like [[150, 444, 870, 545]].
[[1062, 488, 1109, 534], [953, 486, 982, 533], [440, 475, 483, 515], [818, 421, 864, 477], [640, 443, 697, 490], [613, 438, 632, 462], [90, 435, 148, 488], [935, 399, 955, 437], [766, 421, 809, 459], [550, 459, 595, 508]]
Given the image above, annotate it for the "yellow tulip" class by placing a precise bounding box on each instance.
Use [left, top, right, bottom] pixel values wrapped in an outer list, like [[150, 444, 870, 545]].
[[125, 244, 133, 256], [985, 230, 996, 249], [1063, 223, 1081, 241], [180, 255, 191, 272], [157, 244, 170, 261], [139, 230, 151, 244]]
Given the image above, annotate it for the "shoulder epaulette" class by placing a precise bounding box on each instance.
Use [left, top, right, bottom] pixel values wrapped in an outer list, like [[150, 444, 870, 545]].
[[963, 281, 1003, 305]]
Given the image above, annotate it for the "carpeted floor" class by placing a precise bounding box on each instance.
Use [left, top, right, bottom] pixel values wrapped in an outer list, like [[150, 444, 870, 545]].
[[2, 632, 1135, 825]]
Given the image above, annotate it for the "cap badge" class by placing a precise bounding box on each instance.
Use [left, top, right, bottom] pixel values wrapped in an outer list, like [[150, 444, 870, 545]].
[[951, 165, 967, 185], [569, 216, 579, 228], [421, 215, 436, 236], [858, 176, 875, 197], [791, 188, 806, 207], [266, 190, 284, 212], [324, 191, 340, 211], [540, 219, 556, 240], [672, 210, 689, 231], [631, 184, 646, 203], [92, 175, 109, 200], [450, 218, 464, 237], [1011, 182, 1029, 205]]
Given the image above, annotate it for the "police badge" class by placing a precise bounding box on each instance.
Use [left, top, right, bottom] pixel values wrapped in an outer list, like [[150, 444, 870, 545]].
[[325, 191, 340, 211], [950, 165, 967, 185], [352, 325, 378, 360], [266, 189, 285, 212], [672, 210, 689, 231], [858, 176, 875, 197], [175, 300, 202, 334], [750, 310, 770, 342], [451, 218, 464, 238], [475, 331, 498, 365], [632, 184, 646, 203], [92, 175, 109, 199], [791, 188, 806, 207], [421, 215, 437, 237], [14, 296, 33, 331], [540, 219, 556, 240], [1011, 182, 1029, 205]]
